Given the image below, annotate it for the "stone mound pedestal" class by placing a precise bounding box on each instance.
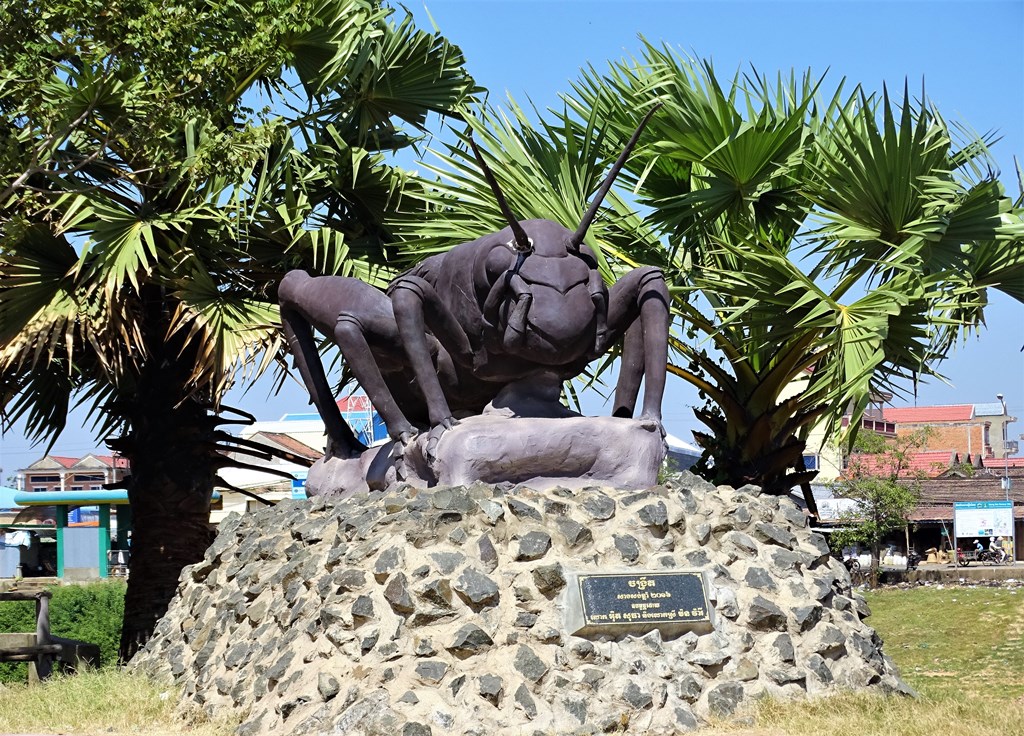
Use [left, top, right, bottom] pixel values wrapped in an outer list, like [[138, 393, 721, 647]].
[[131, 475, 912, 735]]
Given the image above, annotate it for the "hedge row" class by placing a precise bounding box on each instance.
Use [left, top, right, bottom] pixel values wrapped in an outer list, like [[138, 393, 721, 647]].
[[0, 580, 125, 682]]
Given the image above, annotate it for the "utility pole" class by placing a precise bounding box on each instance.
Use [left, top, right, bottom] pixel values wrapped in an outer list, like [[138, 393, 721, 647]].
[[997, 393, 1011, 501]]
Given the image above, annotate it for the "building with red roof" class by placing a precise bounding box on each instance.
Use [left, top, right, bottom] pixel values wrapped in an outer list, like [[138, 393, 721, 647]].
[[808, 464, 1024, 562], [882, 405, 974, 423], [15, 454, 129, 494], [967, 452, 1024, 476], [845, 449, 961, 479], [881, 401, 1017, 461]]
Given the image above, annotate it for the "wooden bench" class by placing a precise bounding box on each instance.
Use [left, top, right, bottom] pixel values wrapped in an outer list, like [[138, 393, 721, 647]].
[[0, 590, 100, 683]]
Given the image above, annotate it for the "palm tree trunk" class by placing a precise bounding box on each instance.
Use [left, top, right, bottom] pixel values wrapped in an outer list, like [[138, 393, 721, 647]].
[[119, 475, 213, 661], [114, 377, 219, 661]]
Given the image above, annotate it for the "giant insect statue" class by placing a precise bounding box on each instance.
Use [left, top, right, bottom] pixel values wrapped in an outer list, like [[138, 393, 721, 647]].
[[279, 106, 668, 465]]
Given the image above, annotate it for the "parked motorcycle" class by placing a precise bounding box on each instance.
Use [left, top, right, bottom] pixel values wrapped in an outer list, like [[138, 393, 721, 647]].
[[837, 555, 868, 584]]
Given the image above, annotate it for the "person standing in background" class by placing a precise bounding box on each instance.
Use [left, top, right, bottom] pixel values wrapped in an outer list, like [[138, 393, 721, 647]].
[[1001, 536, 1014, 562]]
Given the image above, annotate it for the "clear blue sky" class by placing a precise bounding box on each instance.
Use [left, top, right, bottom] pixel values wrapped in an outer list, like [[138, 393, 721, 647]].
[[2, 0, 1022, 474]]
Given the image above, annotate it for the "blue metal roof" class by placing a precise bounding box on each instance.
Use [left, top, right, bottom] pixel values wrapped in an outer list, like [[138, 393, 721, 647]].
[[279, 412, 321, 421], [974, 402, 1005, 417]]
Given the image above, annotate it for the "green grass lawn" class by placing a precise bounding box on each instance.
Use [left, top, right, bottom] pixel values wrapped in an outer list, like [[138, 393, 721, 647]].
[[865, 585, 1024, 701]]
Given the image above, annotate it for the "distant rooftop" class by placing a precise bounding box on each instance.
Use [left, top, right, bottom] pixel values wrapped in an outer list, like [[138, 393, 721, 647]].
[[251, 431, 323, 462], [911, 475, 1024, 522], [974, 402, 1007, 417], [986, 457, 1024, 470], [847, 449, 960, 479], [21, 453, 127, 472], [279, 412, 321, 422], [882, 405, 974, 423]]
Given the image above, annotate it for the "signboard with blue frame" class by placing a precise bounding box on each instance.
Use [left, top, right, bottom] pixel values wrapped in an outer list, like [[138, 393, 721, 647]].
[[291, 470, 308, 500], [953, 501, 1014, 557]]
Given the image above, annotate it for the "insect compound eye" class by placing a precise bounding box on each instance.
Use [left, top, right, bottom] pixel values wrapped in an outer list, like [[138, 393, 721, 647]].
[[507, 236, 534, 254]]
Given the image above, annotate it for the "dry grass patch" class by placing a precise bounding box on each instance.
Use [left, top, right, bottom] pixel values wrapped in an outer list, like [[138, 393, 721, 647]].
[[750, 691, 1024, 736], [700, 585, 1024, 736], [1, 585, 1021, 735], [0, 668, 235, 735]]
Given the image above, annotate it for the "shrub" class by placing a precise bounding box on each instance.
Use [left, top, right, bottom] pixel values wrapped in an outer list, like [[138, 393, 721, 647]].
[[0, 580, 125, 682]]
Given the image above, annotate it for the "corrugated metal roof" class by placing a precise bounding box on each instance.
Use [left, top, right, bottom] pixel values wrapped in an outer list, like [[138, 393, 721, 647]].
[[251, 432, 323, 461], [908, 475, 1023, 521], [218, 465, 307, 490], [974, 402, 1006, 417], [665, 433, 700, 455]]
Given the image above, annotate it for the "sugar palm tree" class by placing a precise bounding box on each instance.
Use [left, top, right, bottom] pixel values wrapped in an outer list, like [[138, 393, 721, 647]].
[[0, 0, 476, 657], [566, 44, 1024, 494], [401, 41, 1024, 497]]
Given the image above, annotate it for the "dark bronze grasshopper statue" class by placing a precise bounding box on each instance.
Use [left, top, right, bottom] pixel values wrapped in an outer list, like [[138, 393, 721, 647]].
[[279, 107, 668, 463]]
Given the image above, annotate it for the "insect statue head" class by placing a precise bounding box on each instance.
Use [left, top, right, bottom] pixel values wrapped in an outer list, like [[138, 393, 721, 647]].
[[465, 104, 662, 361]]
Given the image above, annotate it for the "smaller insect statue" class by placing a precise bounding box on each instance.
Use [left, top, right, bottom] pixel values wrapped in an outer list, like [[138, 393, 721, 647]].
[[279, 106, 668, 473]]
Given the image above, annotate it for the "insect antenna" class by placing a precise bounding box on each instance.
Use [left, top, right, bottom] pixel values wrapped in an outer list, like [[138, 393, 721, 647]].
[[468, 132, 533, 252], [569, 103, 662, 250]]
